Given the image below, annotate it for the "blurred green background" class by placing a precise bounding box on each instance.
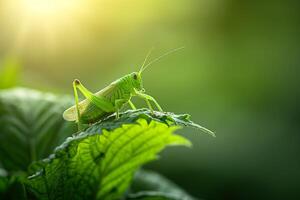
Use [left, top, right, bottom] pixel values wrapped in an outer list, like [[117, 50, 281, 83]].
[[0, 0, 299, 199]]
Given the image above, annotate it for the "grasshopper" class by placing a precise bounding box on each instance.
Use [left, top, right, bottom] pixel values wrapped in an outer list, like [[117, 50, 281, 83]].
[[63, 47, 183, 130]]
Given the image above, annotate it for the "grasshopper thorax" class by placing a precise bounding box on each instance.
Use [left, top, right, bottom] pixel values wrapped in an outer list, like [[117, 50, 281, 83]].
[[115, 72, 144, 94]]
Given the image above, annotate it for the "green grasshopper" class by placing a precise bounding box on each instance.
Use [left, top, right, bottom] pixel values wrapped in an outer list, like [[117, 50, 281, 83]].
[[63, 47, 183, 130]]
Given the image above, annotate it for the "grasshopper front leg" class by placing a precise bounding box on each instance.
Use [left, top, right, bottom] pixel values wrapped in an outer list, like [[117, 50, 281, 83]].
[[128, 100, 137, 110], [134, 89, 163, 112], [114, 99, 129, 119]]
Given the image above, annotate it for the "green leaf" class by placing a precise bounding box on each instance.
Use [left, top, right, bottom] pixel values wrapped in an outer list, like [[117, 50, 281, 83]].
[[126, 192, 187, 200], [87, 108, 215, 137], [26, 108, 210, 200], [126, 192, 181, 200], [127, 170, 197, 200], [0, 168, 28, 200], [0, 88, 76, 172], [0, 168, 8, 193]]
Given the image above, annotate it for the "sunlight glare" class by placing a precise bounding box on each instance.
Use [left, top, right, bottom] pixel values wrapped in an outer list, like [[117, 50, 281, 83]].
[[21, 0, 81, 18], [6, 0, 88, 52]]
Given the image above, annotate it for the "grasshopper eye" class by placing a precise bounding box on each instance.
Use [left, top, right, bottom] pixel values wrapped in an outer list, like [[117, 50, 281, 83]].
[[133, 73, 138, 80]]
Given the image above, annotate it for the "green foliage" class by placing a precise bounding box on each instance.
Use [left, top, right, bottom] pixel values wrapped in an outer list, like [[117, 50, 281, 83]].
[[128, 170, 196, 200], [0, 168, 8, 193], [26, 117, 191, 199], [0, 88, 76, 172], [0, 88, 213, 200]]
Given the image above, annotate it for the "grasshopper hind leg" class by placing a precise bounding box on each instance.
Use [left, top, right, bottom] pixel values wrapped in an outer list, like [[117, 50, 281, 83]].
[[72, 79, 115, 130], [73, 80, 84, 131]]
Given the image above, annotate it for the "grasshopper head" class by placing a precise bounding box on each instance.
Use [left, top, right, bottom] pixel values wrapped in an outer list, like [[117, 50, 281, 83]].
[[131, 72, 144, 92]]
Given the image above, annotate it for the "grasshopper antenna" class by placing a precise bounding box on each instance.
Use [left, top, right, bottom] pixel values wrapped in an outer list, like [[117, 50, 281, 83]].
[[140, 46, 185, 73], [139, 47, 154, 75]]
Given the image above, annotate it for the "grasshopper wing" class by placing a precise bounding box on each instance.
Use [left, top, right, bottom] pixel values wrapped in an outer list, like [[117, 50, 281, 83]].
[[63, 84, 116, 121]]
